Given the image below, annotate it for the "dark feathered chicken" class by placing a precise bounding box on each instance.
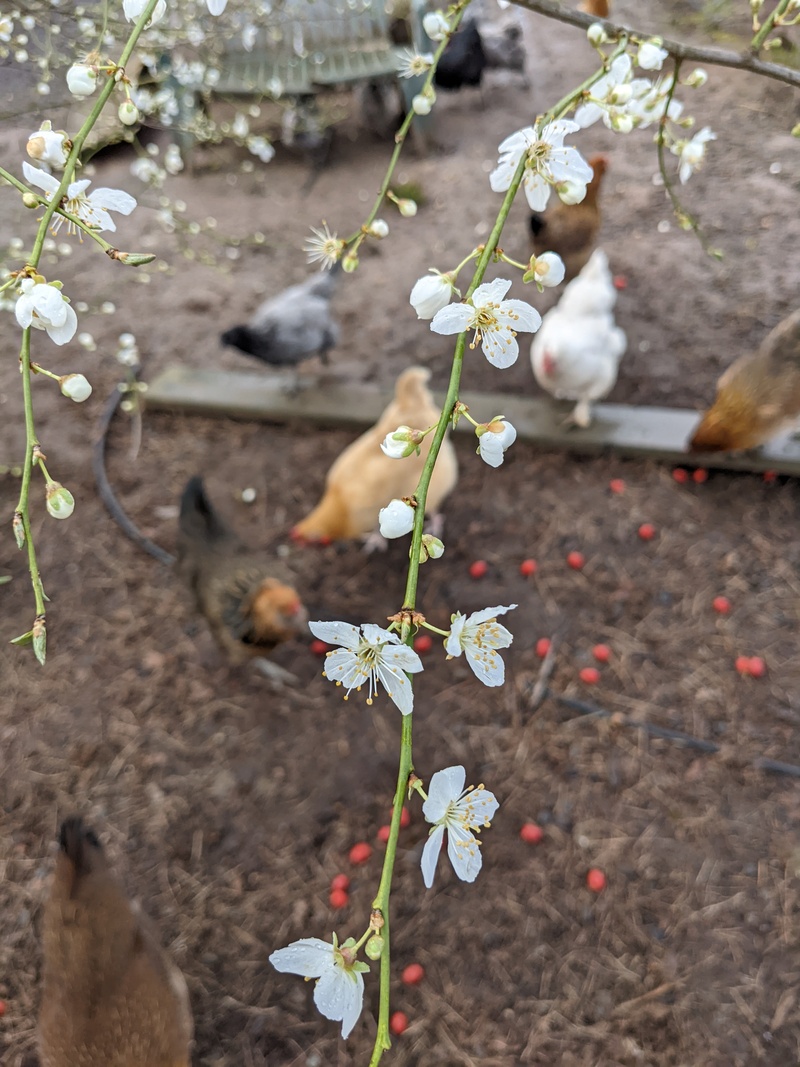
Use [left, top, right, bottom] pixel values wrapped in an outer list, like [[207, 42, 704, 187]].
[[220, 266, 340, 380], [177, 476, 307, 677], [434, 19, 486, 91], [39, 816, 193, 1067]]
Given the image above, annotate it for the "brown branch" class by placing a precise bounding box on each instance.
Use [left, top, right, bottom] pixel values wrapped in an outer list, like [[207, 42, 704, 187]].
[[510, 0, 800, 90]]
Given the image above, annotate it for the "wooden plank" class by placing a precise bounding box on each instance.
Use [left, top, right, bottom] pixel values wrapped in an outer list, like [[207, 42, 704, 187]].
[[144, 364, 800, 476]]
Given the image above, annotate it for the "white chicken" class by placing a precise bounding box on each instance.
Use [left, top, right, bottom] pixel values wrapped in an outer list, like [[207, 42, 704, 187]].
[[530, 249, 627, 428]]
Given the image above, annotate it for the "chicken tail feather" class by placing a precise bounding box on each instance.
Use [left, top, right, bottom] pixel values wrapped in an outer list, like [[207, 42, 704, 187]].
[[179, 475, 229, 546]]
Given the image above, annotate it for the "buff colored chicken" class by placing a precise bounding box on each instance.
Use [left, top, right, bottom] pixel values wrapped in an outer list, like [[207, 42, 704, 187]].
[[579, 0, 610, 15], [292, 366, 457, 545], [529, 155, 608, 282], [689, 309, 800, 453], [531, 248, 627, 427], [39, 816, 193, 1067], [178, 476, 307, 680]]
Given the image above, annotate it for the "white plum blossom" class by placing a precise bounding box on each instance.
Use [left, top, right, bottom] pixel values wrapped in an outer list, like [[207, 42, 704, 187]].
[[574, 55, 651, 132], [397, 49, 434, 78], [123, 0, 167, 23], [674, 126, 716, 183], [15, 279, 78, 346], [379, 498, 416, 538], [59, 373, 92, 402], [628, 75, 683, 129], [45, 482, 75, 520], [304, 222, 344, 269], [368, 218, 389, 239], [412, 90, 434, 115], [490, 119, 593, 212], [269, 936, 368, 1039], [637, 40, 669, 71], [66, 63, 97, 99], [423, 10, 450, 40], [246, 135, 275, 163], [529, 251, 565, 289], [23, 163, 136, 235], [409, 271, 456, 319], [587, 22, 608, 47], [430, 278, 540, 369], [309, 620, 423, 715], [421, 766, 499, 888], [477, 417, 516, 468], [380, 426, 419, 459], [445, 604, 517, 686], [26, 122, 69, 168]]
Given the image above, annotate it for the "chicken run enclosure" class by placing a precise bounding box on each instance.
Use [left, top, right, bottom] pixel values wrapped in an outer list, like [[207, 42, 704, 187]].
[[2, 1, 800, 1065]]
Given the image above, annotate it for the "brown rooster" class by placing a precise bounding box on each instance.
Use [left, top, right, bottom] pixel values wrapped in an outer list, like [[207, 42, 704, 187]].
[[177, 476, 307, 679], [529, 154, 608, 282], [291, 366, 457, 546], [39, 816, 193, 1067], [689, 310, 800, 453]]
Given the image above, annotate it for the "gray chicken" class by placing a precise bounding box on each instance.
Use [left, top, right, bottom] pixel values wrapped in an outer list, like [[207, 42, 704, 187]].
[[220, 265, 340, 390]]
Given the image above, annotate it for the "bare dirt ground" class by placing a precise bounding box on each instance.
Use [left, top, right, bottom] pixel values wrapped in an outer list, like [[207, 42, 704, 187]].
[[2, 2, 800, 1065]]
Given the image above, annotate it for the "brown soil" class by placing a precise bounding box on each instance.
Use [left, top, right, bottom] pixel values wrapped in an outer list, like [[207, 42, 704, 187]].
[[2, 3, 800, 1065]]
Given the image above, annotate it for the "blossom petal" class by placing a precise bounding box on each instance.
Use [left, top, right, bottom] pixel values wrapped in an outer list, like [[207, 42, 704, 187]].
[[465, 644, 506, 686], [361, 623, 400, 646], [444, 614, 465, 658], [421, 824, 445, 888], [308, 620, 361, 649], [314, 965, 364, 1039], [46, 302, 77, 345], [381, 642, 424, 673], [423, 765, 466, 822], [430, 303, 474, 336], [446, 822, 483, 883], [322, 649, 369, 689], [22, 161, 59, 195], [269, 938, 332, 978], [472, 277, 512, 307], [89, 187, 137, 215], [467, 604, 517, 627], [522, 171, 551, 212], [481, 327, 519, 369], [375, 661, 416, 715], [478, 434, 506, 467], [496, 299, 542, 335]]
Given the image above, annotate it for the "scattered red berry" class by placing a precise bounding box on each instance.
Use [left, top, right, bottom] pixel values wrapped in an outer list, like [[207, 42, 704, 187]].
[[612, 274, 628, 290], [672, 467, 689, 484], [520, 558, 538, 577], [535, 637, 551, 658], [520, 822, 543, 845], [377, 825, 391, 844], [310, 639, 329, 656], [402, 963, 425, 985], [692, 468, 708, 484], [735, 655, 752, 676], [580, 666, 601, 685], [748, 656, 766, 678], [763, 469, 778, 483], [566, 551, 585, 570], [609, 478, 625, 494], [330, 873, 350, 892], [592, 644, 611, 663], [329, 888, 349, 909], [586, 868, 606, 892], [638, 523, 657, 541], [712, 596, 731, 614], [0, 1000, 6, 1018], [349, 842, 372, 865], [400, 806, 411, 828], [469, 559, 488, 579], [413, 634, 433, 654], [390, 1011, 409, 1036]]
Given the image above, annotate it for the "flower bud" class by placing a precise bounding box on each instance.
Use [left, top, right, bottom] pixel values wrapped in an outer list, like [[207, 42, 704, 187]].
[[59, 373, 92, 402], [380, 426, 421, 459], [364, 935, 384, 960], [45, 482, 75, 520], [409, 270, 456, 319], [422, 10, 449, 40], [555, 179, 587, 205], [637, 40, 668, 71], [396, 198, 418, 218], [523, 251, 565, 290], [750, 0, 764, 13], [26, 122, 69, 168], [342, 250, 359, 273], [587, 22, 607, 46], [418, 534, 444, 563], [793, 122, 800, 138], [378, 498, 415, 539], [368, 218, 389, 239], [13, 510, 25, 549], [609, 111, 634, 134], [412, 91, 434, 116], [118, 100, 139, 126], [32, 614, 46, 665], [66, 63, 97, 99], [477, 417, 517, 468], [22, 192, 40, 209], [115, 251, 157, 266], [684, 67, 708, 88]]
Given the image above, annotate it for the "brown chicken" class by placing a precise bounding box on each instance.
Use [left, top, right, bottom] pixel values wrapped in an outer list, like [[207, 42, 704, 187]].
[[177, 476, 307, 674], [291, 366, 458, 544], [579, 0, 610, 15], [39, 816, 192, 1067], [689, 310, 800, 453], [529, 155, 608, 282]]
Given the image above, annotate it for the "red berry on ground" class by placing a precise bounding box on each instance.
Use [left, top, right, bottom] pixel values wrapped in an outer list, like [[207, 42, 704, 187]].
[[763, 469, 778, 483], [331, 873, 350, 892], [469, 559, 488, 579], [693, 468, 708, 484], [400, 806, 411, 828], [735, 655, 752, 676], [520, 822, 543, 845], [535, 637, 551, 658], [349, 841, 372, 865], [609, 478, 625, 494], [310, 639, 329, 656], [329, 888, 349, 909], [402, 963, 425, 985], [567, 551, 585, 570], [612, 274, 627, 290], [672, 467, 689, 484], [520, 558, 538, 577], [592, 644, 611, 663], [0, 1000, 6, 1017], [377, 825, 391, 844], [712, 596, 731, 614], [638, 523, 656, 541], [390, 1011, 408, 1036], [580, 667, 601, 685], [748, 656, 766, 678], [413, 634, 433, 654], [587, 868, 606, 892]]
